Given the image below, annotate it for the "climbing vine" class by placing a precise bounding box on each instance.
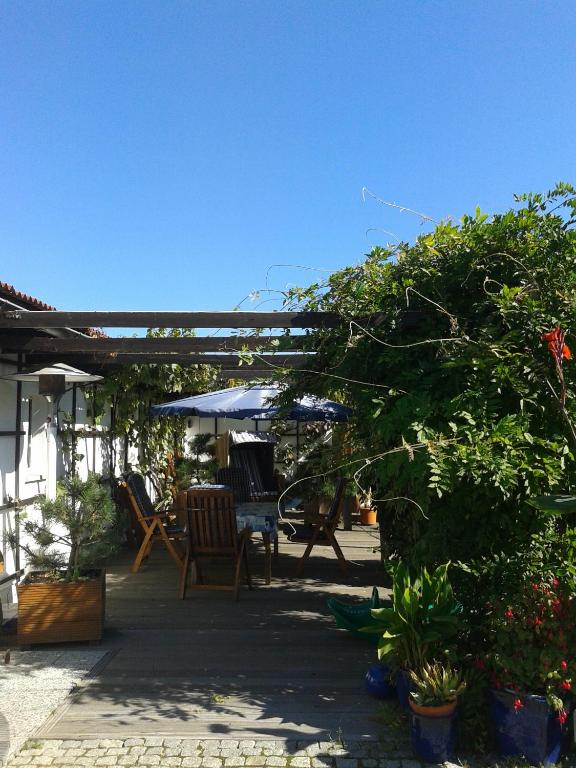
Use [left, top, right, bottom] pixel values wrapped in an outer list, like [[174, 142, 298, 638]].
[[90, 328, 219, 495], [279, 183, 576, 563]]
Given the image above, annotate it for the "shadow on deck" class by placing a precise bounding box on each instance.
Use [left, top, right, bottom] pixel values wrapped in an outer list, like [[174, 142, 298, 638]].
[[38, 521, 391, 745]]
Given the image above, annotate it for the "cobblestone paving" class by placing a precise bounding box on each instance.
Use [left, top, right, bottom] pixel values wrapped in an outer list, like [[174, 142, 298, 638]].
[[10, 736, 576, 768], [5, 739, 434, 768]]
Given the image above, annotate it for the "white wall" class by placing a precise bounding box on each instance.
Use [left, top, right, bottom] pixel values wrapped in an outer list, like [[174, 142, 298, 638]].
[[0, 359, 119, 616]]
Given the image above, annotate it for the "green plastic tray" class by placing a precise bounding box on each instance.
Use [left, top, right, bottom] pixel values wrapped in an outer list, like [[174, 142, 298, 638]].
[[327, 586, 382, 641]]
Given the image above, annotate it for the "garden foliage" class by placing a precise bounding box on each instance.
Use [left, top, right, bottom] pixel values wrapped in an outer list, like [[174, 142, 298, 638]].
[[281, 184, 576, 563]]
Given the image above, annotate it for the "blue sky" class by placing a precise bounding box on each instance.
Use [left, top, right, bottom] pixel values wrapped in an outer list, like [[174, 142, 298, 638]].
[[1, 1, 575, 320]]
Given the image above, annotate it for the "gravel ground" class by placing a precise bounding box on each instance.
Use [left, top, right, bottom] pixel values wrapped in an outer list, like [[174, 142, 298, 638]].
[[0, 648, 106, 764]]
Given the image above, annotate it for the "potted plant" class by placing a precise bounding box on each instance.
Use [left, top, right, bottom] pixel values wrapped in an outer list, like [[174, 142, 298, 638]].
[[366, 561, 462, 707], [484, 572, 575, 765], [408, 661, 466, 762], [358, 488, 377, 525], [15, 473, 120, 645]]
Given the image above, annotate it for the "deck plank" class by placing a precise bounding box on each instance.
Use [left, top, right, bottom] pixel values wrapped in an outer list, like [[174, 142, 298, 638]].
[[38, 522, 388, 741]]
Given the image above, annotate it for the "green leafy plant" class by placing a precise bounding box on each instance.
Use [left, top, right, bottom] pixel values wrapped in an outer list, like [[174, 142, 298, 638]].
[[16, 473, 121, 581], [367, 561, 461, 670], [409, 661, 466, 707], [279, 184, 576, 565], [92, 327, 219, 492]]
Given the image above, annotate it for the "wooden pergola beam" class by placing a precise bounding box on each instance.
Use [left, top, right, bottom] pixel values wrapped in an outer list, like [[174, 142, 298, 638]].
[[0, 335, 301, 353], [0, 310, 342, 329], [24, 353, 311, 367]]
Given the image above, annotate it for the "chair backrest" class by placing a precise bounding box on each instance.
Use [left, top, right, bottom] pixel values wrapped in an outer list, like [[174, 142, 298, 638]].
[[124, 472, 156, 525], [215, 466, 252, 503], [185, 488, 238, 555], [325, 478, 347, 531]]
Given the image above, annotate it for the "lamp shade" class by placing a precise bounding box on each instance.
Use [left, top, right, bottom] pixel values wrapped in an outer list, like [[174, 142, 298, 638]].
[[3, 363, 103, 385]]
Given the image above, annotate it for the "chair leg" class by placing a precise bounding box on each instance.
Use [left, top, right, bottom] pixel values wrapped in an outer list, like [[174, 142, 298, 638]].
[[158, 525, 184, 569], [179, 544, 191, 599], [295, 527, 321, 576], [327, 529, 348, 574], [234, 541, 248, 601], [131, 523, 156, 574]]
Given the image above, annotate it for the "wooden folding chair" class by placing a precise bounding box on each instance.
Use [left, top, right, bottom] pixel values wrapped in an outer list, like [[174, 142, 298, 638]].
[[285, 478, 348, 576], [121, 472, 186, 575], [179, 487, 252, 600]]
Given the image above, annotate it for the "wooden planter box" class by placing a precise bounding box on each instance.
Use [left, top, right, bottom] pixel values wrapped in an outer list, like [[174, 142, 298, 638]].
[[17, 570, 105, 645]]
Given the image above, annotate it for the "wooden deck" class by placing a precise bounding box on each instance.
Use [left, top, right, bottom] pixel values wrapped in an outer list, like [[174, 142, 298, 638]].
[[38, 520, 388, 742]]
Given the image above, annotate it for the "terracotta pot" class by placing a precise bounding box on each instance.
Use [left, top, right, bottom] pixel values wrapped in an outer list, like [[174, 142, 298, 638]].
[[17, 570, 105, 645], [409, 699, 457, 718], [360, 507, 377, 525]]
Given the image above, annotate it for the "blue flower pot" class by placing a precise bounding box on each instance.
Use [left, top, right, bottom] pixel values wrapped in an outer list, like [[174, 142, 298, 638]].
[[490, 689, 567, 765], [409, 705, 457, 763], [365, 663, 395, 699], [396, 669, 416, 709]]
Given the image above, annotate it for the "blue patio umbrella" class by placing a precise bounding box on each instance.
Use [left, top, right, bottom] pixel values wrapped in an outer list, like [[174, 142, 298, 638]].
[[150, 384, 351, 422]]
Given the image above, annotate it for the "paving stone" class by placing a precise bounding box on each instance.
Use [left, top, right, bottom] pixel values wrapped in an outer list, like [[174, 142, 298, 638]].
[[264, 758, 286, 767], [85, 750, 107, 758], [220, 750, 242, 758], [60, 742, 83, 750], [143, 740, 164, 748], [181, 759, 202, 768], [361, 761, 378, 767], [129, 748, 147, 757], [240, 749, 261, 757], [105, 750, 124, 757], [163, 758, 183, 767], [95, 758, 117, 767], [165, 749, 183, 757], [245, 758, 267, 766], [239, 742, 256, 750], [224, 759, 245, 767], [201, 759, 223, 768], [399, 762, 420, 768], [144, 748, 163, 756], [335, 760, 358, 768], [99, 742, 125, 750], [311, 759, 335, 768], [138, 757, 161, 766], [291, 758, 312, 767], [118, 757, 138, 766], [124, 740, 145, 748]]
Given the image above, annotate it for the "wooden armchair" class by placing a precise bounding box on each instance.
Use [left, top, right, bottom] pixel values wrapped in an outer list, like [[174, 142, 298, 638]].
[[284, 478, 348, 576], [121, 472, 186, 575], [179, 487, 252, 600]]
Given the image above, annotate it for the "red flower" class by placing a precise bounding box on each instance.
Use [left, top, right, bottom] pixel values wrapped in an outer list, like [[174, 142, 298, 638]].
[[542, 326, 572, 362], [505, 608, 514, 621], [473, 657, 485, 671], [561, 680, 571, 691], [552, 577, 560, 589], [558, 709, 568, 726], [561, 661, 568, 671], [513, 698, 524, 710]]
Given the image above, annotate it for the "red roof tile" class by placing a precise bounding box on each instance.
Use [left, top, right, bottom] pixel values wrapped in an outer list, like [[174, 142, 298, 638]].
[[0, 280, 106, 337], [0, 281, 56, 311]]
